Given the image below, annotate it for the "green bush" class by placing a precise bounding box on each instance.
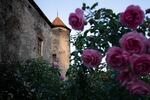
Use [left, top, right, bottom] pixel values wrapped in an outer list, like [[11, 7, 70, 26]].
[[66, 2, 150, 100], [0, 59, 62, 100], [1, 2, 150, 100]]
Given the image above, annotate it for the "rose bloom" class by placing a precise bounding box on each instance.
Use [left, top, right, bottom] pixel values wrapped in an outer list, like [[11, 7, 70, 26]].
[[60, 74, 65, 81], [130, 54, 150, 76], [106, 47, 130, 71], [52, 62, 59, 68], [117, 69, 137, 86], [146, 39, 150, 54], [69, 8, 85, 31], [119, 5, 144, 29], [119, 31, 147, 54], [126, 79, 150, 95], [81, 49, 102, 68]]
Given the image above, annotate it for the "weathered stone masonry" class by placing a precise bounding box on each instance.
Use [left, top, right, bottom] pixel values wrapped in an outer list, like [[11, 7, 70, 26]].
[[0, 0, 71, 76], [0, 0, 54, 63]]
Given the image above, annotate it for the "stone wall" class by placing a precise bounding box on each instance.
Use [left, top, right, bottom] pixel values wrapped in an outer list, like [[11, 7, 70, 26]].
[[0, 0, 52, 63], [51, 27, 70, 76]]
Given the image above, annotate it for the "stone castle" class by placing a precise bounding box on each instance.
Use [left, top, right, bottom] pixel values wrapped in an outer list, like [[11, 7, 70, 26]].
[[0, 0, 71, 76]]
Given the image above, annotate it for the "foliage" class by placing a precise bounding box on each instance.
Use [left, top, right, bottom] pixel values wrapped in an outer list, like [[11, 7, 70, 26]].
[[66, 2, 150, 100], [1, 2, 150, 100], [0, 59, 63, 100]]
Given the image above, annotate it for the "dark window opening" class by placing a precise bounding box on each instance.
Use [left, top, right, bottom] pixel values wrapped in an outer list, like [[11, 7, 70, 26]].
[[52, 54, 57, 62], [37, 37, 43, 56]]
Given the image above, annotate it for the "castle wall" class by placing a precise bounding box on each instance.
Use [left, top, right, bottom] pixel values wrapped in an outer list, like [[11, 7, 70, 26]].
[[0, 0, 52, 63], [51, 27, 70, 76]]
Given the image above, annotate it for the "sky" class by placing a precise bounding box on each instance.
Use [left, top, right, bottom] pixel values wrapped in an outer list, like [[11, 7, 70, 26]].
[[34, 0, 150, 31], [34, 0, 150, 61]]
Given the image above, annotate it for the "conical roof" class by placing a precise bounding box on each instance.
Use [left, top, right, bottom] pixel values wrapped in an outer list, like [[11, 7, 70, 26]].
[[52, 16, 71, 32], [52, 17, 66, 27]]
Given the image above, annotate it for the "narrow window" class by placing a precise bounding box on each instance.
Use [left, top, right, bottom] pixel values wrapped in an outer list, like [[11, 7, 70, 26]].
[[52, 54, 57, 62], [37, 37, 43, 56]]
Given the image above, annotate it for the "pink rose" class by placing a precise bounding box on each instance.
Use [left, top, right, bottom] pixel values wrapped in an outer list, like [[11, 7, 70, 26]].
[[117, 69, 137, 86], [60, 74, 65, 81], [119, 5, 144, 29], [127, 79, 150, 95], [52, 62, 59, 68], [106, 47, 130, 71], [81, 49, 102, 68], [69, 8, 85, 31], [119, 31, 147, 54], [130, 54, 150, 76], [146, 39, 150, 54]]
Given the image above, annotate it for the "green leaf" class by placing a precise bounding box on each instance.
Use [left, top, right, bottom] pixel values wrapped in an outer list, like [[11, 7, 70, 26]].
[[95, 9, 101, 19], [82, 3, 86, 10], [90, 2, 98, 10]]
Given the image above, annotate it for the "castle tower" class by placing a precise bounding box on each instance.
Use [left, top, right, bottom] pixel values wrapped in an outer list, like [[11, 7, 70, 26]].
[[51, 16, 71, 77]]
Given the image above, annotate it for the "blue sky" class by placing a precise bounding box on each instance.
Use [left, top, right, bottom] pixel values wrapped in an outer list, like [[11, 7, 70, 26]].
[[34, 0, 150, 53], [35, 0, 150, 31]]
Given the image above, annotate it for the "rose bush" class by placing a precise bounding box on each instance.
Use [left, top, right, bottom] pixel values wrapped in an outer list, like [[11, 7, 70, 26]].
[[2, 2, 150, 100], [106, 8, 150, 95], [107, 35, 150, 96], [67, 2, 150, 100]]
